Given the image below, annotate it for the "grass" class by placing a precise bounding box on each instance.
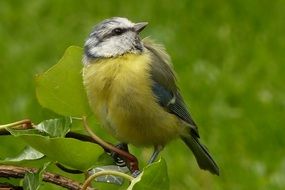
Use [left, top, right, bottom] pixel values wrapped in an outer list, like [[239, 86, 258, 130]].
[[0, 0, 285, 189]]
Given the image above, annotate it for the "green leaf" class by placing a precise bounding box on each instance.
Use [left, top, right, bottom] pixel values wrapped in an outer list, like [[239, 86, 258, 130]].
[[23, 171, 41, 190], [6, 118, 105, 170], [19, 134, 104, 171], [7, 117, 72, 138], [35, 117, 72, 137], [0, 136, 49, 168], [7, 128, 46, 136], [4, 146, 44, 162], [35, 46, 90, 117], [95, 152, 116, 167], [128, 158, 169, 190], [23, 162, 50, 190], [0, 157, 53, 169]]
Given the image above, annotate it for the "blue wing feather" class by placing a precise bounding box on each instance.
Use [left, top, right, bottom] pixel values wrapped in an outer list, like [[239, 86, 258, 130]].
[[143, 39, 220, 175], [152, 82, 197, 130], [152, 81, 173, 107], [143, 39, 199, 135]]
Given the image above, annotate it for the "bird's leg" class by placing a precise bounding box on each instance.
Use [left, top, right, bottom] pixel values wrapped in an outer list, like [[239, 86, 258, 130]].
[[111, 143, 129, 167], [116, 143, 129, 152], [108, 142, 140, 176], [110, 143, 141, 176], [148, 145, 164, 164]]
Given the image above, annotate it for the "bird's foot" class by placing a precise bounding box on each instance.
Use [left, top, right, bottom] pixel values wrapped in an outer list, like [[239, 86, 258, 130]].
[[132, 170, 141, 177], [110, 143, 129, 167]]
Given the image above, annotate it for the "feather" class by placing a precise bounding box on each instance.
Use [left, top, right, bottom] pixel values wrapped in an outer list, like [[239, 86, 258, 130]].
[[143, 38, 198, 135], [143, 38, 219, 175]]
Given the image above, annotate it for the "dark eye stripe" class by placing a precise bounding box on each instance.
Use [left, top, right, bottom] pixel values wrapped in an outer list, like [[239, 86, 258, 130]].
[[113, 28, 126, 35], [102, 28, 131, 40]]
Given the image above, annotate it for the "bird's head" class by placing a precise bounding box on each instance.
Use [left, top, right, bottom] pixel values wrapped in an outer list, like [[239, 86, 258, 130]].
[[84, 17, 148, 61]]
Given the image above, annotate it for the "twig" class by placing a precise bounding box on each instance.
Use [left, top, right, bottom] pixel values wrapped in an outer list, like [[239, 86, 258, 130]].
[[0, 119, 33, 131], [55, 163, 83, 174], [0, 165, 94, 190], [81, 170, 134, 190], [81, 116, 140, 174], [0, 183, 23, 190], [65, 132, 101, 146]]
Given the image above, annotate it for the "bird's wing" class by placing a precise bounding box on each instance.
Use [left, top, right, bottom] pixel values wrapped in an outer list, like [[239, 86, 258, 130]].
[[143, 38, 199, 136]]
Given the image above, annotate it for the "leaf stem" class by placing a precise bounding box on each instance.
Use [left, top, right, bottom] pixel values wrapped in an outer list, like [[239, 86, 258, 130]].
[[0, 119, 32, 130], [81, 170, 134, 190]]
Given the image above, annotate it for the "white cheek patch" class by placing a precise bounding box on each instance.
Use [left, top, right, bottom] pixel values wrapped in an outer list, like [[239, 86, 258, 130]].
[[90, 36, 133, 58], [85, 27, 142, 58], [89, 41, 117, 58], [89, 46, 99, 56]]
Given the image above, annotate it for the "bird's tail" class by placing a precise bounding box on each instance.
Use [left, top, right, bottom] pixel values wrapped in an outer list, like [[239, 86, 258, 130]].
[[181, 132, 219, 175]]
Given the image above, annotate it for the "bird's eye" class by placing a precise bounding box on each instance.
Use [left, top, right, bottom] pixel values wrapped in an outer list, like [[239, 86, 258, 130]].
[[113, 28, 124, 35]]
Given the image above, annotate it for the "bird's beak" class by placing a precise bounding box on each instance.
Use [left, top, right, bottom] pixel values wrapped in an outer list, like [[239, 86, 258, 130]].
[[134, 22, 148, 33]]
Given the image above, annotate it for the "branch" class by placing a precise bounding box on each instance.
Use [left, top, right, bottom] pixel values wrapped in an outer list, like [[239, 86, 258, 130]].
[[0, 165, 94, 190], [0, 183, 23, 190]]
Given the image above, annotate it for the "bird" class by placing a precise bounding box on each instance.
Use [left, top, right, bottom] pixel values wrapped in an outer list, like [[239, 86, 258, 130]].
[[82, 17, 219, 175]]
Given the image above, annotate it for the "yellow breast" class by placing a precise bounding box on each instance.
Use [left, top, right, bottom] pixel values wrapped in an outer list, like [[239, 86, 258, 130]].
[[83, 53, 182, 146]]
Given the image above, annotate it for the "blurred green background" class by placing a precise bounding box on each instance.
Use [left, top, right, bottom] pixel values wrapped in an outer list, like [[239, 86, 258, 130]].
[[1, 0, 285, 189]]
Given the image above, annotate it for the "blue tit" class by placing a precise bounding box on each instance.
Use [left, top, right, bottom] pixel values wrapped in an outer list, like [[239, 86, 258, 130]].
[[82, 17, 219, 175]]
